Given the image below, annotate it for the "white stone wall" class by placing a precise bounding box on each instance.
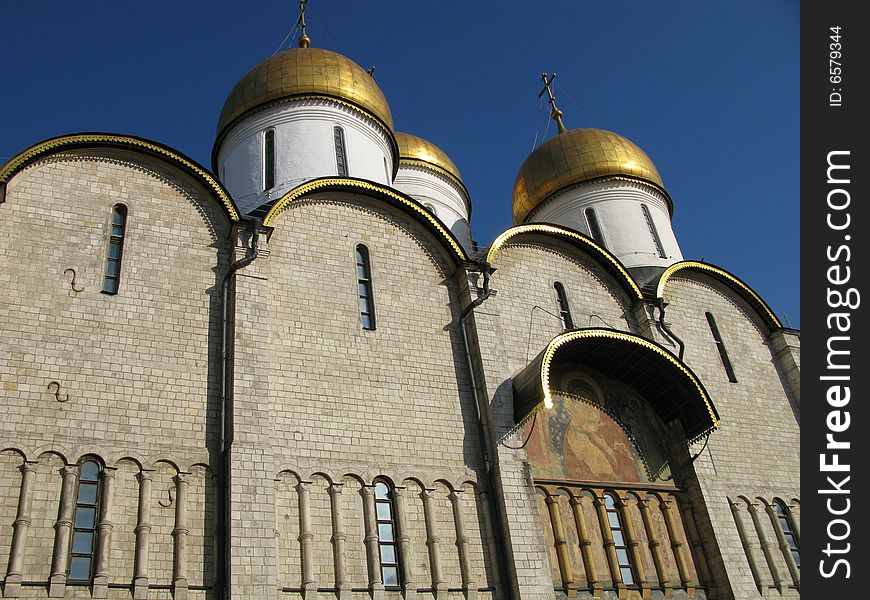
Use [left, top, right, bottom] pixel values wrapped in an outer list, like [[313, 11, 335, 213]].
[[0, 140, 799, 600], [216, 99, 395, 215], [255, 192, 501, 595], [0, 149, 231, 597], [464, 236, 639, 599], [487, 238, 635, 380], [661, 272, 800, 599], [264, 193, 478, 471]]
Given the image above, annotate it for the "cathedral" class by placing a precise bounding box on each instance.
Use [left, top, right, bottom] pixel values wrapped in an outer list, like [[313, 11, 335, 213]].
[[0, 15, 800, 600]]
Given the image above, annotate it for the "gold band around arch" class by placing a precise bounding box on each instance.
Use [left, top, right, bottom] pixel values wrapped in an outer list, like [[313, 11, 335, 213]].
[[0, 133, 240, 221], [656, 261, 782, 330], [486, 224, 643, 300], [261, 177, 469, 262], [512, 328, 719, 442]]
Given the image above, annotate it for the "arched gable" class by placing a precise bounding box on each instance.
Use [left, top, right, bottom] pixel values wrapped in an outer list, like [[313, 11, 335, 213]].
[[486, 224, 643, 301], [261, 177, 468, 265], [656, 261, 782, 333], [513, 328, 719, 443], [0, 132, 240, 222]]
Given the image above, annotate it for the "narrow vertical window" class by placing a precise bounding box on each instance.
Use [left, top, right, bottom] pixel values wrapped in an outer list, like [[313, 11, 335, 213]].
[[585, 207, 604, 244], [69, 460, 101, 582], [554, 282, 574, 330], [334, 126, 348, 176], [264, 129, 275, 190], [356, 245, 375, 330], [605, 493, 635, 585], [374, 481, 401, 587], [641, 204, 667, 258], [705, 312, 738, 382], [774, 500, 800, 568], [103, 204, 127, 294]]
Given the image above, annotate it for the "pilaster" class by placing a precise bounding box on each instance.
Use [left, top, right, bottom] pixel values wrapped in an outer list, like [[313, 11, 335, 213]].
[[227, 226, 279, 599]]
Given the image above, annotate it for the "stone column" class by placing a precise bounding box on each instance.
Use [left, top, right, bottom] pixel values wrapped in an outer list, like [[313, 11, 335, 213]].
[[392, 486, 417, 599], [660, 494, 696, 593], [3, 460, 37, 597], [544, 493, 576, 596], [421, 488, 445, 599], [678, 500, 712, 587], [638, 495, 669, 593], [172, 473, 190, 600], [360, 484, 384, 599], [476, 488, 502, 592], [449, 489, 478, 599], [92, 466, 117, 598], [133, 470, 153, 600], [328, 483, 349, 599], [765, 503, 800, 588], [747, 500, 783, 591], [48, 464, 78, 597], [787, 502, 800, 544], [616, 494, 649, 597], [297, 481, 317, 599], [769, 329, 800, 406], [728, 499, 764, 592], [568, 494, 601, 596]]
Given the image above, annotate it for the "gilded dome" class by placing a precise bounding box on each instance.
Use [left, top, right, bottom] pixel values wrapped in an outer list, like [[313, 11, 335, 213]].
[[216, 48, 393, 140], [395, 132, 463, 185], [512, 128, 666, 224]]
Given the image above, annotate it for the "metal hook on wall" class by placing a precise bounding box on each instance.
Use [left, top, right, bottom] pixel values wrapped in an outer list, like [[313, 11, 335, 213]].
[[158, 486, 175, 508], [64, 268, 85, 296], [47, 381, 70, 402]]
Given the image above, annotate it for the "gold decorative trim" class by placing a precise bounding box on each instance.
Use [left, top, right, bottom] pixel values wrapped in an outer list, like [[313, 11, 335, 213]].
[[262, 178, 468, 261], [656, 261, 782, 329], [539, 329, 719, 434], [486, 224, 642, 300], [1, 134, 240, 221]]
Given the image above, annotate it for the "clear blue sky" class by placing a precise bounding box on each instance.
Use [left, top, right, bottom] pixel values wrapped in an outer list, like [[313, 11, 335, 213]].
[[2, 1, 799, 327]]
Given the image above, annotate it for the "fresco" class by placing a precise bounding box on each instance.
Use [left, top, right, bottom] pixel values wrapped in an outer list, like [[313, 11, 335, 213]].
[[525, 369, 675, 484]]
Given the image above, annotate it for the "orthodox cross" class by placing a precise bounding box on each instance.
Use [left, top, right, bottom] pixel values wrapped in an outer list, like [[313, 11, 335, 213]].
[[297, 0, 311, 47], [538, 72, 567, 134]]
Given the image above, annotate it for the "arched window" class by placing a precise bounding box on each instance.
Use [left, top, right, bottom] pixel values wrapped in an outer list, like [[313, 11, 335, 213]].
[[334, 126, 348, 176], [641, 204, 667, 258], [604, 493, 635, 585], [69, 460, 101, 582], [102, 204, 127, 294], [423, 203, 437, 216], [263, 129, 276, 190], [774, 500, 800, 568], [374, 481, 401, 587], [705, 312, 737, 382], [554, 281, 574, 330], [356, 245, 376, 330], [585, 207, 605, 244]]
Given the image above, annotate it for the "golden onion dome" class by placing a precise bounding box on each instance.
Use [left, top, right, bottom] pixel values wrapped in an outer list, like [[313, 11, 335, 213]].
[[395, 132, 464, 185], [216, 48, 394, 140], [512, 128, 667, 224]]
